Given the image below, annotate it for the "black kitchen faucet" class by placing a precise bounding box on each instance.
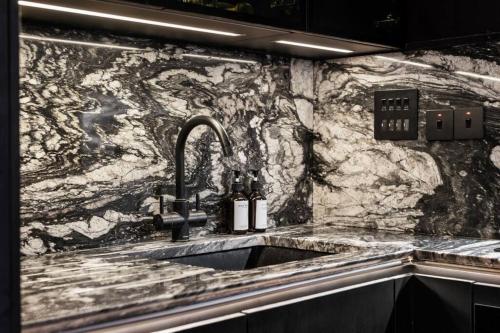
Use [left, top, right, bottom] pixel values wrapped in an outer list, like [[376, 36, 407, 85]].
[[154, 115, 233, 241]]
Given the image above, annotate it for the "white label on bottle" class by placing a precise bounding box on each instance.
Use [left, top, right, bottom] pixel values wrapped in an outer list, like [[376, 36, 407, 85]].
[[234, 201, 248, 231], [255, 200, 267, 229]]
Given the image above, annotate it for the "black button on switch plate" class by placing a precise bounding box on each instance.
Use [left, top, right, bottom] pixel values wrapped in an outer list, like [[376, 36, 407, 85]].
[[374, 89, 418, 140], [426, 109, 453, 141], [454, 107, 483, 140], [465, 118, 472, 128], [403, 98, 409, 110]]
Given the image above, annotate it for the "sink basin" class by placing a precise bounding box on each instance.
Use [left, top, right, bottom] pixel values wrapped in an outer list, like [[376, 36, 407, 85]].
[[160, 246, 330, 271]]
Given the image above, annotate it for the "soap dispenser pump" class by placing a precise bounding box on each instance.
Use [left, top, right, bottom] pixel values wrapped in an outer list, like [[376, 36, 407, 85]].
[[227, 170, 248, 234], [249, 169, 267, 232]]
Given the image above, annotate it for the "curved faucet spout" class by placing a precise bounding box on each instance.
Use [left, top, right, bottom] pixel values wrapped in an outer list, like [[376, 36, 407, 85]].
[[175, 115, 233, 200]]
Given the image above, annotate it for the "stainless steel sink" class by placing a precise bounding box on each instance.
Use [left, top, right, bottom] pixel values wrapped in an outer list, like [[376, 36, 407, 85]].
[[158, 246, 330, 271]]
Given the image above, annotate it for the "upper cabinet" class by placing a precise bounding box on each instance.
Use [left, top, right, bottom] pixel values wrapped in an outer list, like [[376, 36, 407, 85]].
[[132, 0, 308, 30], [308, 0, 404, 47], [19, 0, 500, 59], [21, 0, 396, 59], [406, 0, 500, 47], [131, 0, 403, 46]]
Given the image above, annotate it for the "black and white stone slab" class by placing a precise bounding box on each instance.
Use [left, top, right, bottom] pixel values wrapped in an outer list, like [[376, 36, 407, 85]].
[[313, 41, 500, 238], [21, 224, 500, 332], [19, 24, 314, 254], [19, 23, 500, 257]]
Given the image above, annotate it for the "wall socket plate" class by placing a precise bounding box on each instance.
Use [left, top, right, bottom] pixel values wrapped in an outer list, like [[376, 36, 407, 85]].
[[426, 109, 454, 141], [374, 89, 418, 140], [454, 107, 484, 140]]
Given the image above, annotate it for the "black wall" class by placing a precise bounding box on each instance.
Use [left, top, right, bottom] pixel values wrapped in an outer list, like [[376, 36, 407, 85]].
[[0, 0, 20, 332]]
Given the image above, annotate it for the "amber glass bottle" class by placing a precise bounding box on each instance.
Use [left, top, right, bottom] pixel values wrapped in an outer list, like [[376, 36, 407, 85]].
[[248, 169, 267, 232], [227, 170, 248, 234]]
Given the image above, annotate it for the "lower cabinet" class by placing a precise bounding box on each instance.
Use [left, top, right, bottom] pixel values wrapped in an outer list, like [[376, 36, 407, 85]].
[[172, 313, 247, 333], [394, 275, 473, 333], [393, 276, 413, 333], [473, 283, 500, 333], [410, 275, 472, 333], [245, 280, 395, 333], [171, 274, 500, 333]]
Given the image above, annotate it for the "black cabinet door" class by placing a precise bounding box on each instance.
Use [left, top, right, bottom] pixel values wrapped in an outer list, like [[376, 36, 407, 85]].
[[393, 276, 413, 333], [411, 275, 472, 333], [246, 280, 395, 333], [473, 283, 500, 333], [172, 313, 247, 333], [406, 0, 500, 46], [126, 0, 307, 30], [308, 0, 404, 46]]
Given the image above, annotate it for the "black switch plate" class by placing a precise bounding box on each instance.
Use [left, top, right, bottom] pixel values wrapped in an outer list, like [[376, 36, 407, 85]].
[[426, 109, 454, 141], [454, 107, 483, 139], [374, 89, 418, 140]]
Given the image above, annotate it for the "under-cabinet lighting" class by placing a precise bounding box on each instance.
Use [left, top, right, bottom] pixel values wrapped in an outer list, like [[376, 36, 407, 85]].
[[182, 53, 257, 64], [455, 70, 500, 83], [375, 55, 433, 68], [275, 40, 353, 54], [18, 1, 242, 37], [20, 34, 142, 50]]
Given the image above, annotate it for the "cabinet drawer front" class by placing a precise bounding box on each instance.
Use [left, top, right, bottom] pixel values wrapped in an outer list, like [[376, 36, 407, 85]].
[[154, 313, 246, 333], [474, 304, 500, 333], [412, 275, 472, 333], [474, 283, 500, 306], [245, 280, 394, 333]]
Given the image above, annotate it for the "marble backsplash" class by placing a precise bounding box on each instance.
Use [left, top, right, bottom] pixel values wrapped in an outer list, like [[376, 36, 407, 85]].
[[19, 25, 314, 254], [19, 23, 500, 255], [313, 42, 500, 238]]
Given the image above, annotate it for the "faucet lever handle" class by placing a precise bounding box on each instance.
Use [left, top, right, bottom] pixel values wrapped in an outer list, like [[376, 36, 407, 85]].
[[159, 195, 165, 215], [155, 185, 164, 214], [195, 193, 201, 211]]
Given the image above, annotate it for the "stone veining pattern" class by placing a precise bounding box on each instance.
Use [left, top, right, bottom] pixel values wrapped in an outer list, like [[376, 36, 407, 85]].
[[313, 42, 500, 237], [19, 26, 314, 254], [19, 24, 500, 255], [21, 224, 500, 331]]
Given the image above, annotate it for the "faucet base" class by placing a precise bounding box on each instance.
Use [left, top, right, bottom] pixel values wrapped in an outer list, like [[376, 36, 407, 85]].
[[171, 238, 190, 243], [172, 222, 190, 242]]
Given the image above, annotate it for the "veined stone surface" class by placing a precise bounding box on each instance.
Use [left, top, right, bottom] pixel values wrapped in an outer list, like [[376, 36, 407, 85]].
[[313, 43, 500, 237], [21, 224, 500, 330], [19, 24, 500, 254], [19, 25, 313, 254]]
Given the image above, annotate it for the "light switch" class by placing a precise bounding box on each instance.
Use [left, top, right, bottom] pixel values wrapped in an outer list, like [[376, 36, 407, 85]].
[[403, 119, 410, 131], [395, 98, 402, 111], [395, 119, 402, 131], [374, 89, 418, 140], [465, 117, 472, 128], [436, 119, 443, 129], [403, 98, 410, 111], [426, 109, 453, 141], [454, 107, 483, 140]]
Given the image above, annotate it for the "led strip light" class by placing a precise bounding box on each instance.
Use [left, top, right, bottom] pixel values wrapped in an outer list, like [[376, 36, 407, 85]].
[[18, 1, 242, 37], [19, 33, 141, 50], [182, 53, 257, 64], [455, 70, 500, 83], [375, 55, 433, 68], [275, 40, 353, 53], [375, 55, 500, 82]]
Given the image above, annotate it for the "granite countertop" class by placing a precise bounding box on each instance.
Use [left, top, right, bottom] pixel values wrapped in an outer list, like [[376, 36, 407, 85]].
[[21, 224, 500, 332]]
